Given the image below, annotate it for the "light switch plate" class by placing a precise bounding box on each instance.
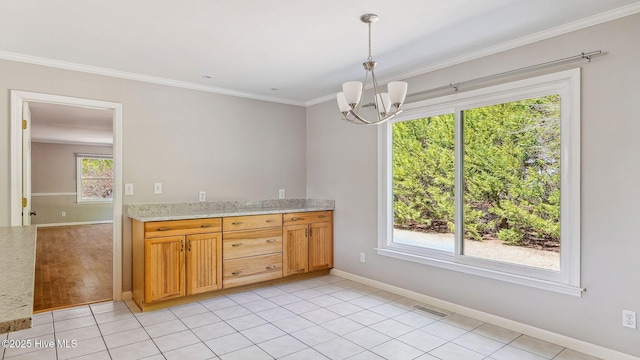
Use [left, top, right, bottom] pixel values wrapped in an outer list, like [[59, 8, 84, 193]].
[[154, 183, 162, 194], [125, 183, 134, 195], [199, 191, 206, 202]]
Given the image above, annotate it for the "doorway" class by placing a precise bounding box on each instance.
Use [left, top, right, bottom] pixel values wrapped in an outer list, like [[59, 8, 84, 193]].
[[10, 90, 123, 303]]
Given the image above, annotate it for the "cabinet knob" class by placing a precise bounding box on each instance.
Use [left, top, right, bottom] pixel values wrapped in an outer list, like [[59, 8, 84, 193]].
[[265, 219, 276, 223], [266, 239, 276, 243], [231, 243, 243, 247], [231, 221, 243, 225], [200, 224, 214, 228], [157, 227, 171, 231], [291, 217, 303, 221], [231, 271, 243, 276], [265, 265, 277, 270]]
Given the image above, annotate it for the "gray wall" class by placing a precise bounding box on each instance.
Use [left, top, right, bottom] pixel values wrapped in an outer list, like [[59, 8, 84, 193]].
[[31, 142, 113, 225], [307, 13, 640, 357], [0, 61, 307, 293]]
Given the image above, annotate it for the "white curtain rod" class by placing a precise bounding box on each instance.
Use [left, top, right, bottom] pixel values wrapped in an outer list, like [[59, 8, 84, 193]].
[[406, 50, 602, 100]]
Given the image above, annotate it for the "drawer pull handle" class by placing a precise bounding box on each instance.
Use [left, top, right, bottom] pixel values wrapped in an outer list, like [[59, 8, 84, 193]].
[[290, 217, 303, 221], [157, 227, 171, 231], [231, 271, 243, 276], [265, 265, 277, 270], [266, 239, 276, 243], [318, 215, 327, 218], [200, 224, 214, 228], [265, 219, 276, 223], [231, 222, 243, 225], [232, 243, 243, 247]]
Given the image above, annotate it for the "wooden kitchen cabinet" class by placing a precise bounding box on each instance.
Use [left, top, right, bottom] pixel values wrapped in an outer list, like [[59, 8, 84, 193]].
[[283, 211, 333, 276], [144, 235, 185, 302], [186, 232, 222, 295], [283, 224, 309, 276], [222, 214, 283, 288], [132, 208, 332, 312], [133, 218, 222, 310]]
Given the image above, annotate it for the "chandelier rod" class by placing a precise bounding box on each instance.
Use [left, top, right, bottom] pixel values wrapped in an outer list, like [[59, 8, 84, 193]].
[[403, 50, 603, 102]]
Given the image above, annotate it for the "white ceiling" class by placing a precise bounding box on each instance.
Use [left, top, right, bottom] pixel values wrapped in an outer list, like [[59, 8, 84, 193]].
[[29, 102, 113, 146], [1, 0, 639, 107]]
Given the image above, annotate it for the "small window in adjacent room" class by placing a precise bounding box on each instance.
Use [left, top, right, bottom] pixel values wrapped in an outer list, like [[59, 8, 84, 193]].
[[76, 154, 113, 203], [378, 69, 582, 296]]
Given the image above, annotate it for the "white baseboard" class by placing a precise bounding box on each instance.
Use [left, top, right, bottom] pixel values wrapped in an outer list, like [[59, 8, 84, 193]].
[[34, 220, 113, 227], [330, 269, 639, 360]]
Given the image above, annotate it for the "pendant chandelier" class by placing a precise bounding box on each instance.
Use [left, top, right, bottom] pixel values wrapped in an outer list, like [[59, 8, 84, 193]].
[[337, 14, 408, 125]]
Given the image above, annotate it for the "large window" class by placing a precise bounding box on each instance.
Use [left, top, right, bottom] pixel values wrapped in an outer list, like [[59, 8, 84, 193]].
[[378, 69, 581, 295], [76, 154, 113, 203]]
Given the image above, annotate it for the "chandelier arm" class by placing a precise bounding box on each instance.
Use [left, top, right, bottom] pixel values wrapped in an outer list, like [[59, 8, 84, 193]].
[[347, 108, 403, 125], [370, 69, 387, 121], [348, 110, 375, 124]]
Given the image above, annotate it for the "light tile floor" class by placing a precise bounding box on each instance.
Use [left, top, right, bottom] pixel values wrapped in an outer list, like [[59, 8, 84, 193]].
[[1, 275, 602, 360]]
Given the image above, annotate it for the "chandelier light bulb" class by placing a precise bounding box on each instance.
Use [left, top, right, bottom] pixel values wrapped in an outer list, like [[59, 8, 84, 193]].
[[336, 92, 351, 113], [342, 81, 363, 107], [388, 81, 408, 107]]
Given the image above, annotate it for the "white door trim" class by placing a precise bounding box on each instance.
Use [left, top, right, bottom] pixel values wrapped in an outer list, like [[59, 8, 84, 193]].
[[10, 90, 124, 301]]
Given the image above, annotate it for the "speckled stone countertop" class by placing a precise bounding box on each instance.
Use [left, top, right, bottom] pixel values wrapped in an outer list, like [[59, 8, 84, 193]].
[[0, 226, 36, 334], [128, 199, 335, 222]]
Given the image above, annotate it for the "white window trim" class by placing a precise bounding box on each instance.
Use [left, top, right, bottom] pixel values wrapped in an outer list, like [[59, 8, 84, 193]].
[[377, 68, 583, 297], [76, 154, 113, 204]]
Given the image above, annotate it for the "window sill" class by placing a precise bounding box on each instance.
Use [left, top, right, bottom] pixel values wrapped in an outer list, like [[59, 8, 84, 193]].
[[375, 247, 585, 297], [77, 200, 113, 204]]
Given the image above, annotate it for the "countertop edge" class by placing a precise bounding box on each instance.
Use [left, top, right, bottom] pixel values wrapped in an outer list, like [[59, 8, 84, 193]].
[[0, 226, 37, 335], [127, 199, 335, 222]]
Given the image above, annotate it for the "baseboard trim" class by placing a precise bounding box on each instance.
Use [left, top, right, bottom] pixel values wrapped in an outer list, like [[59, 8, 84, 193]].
[[330, 269, 639, 360], [120, 291, 132, 300], [34, 220, 113, 227]]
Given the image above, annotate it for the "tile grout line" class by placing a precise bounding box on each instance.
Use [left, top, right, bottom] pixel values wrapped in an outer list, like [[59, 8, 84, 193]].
[[89, 304, 114, 360]]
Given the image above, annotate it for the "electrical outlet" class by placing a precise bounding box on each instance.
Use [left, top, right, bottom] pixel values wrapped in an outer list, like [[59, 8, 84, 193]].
[[61, 211, 66, 217], [154, 183, 162, 194], [125, 183, 134, 195], [623, 310, 637, 329], [360, 252, 365, 263], [199, 191, 206, 202], [279, 189, 285, 199]]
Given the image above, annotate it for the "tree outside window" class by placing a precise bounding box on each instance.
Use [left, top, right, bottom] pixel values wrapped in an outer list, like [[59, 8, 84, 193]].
[[77, 155, 113, 202]]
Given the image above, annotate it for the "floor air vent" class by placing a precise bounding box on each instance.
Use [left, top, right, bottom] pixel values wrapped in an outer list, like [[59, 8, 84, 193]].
[[413, 305, 449, 318]]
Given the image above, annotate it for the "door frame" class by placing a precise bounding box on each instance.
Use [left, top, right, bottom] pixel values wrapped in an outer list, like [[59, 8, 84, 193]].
[[10, 90, 124, 301]]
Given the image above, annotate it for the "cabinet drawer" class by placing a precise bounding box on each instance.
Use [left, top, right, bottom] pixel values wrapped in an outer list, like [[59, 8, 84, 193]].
[[283, 211, 332, 225], [223, 214, 282, 231], [145, 218, 221, 237], [223, 228, 282, 260], [223, 253, 282, 288]]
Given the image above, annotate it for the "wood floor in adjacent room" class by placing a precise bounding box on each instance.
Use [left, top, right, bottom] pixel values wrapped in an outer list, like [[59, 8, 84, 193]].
[[34, 224, 113, 312]]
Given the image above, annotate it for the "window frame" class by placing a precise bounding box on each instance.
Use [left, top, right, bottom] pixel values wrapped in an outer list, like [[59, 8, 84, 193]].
[[76, 153, 114, 204], [377, 69, 582, 296]]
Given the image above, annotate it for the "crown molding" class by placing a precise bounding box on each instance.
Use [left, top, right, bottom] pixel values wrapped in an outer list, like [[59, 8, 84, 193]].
[[306, 2, 640, 107], [2, 2, 638, 109], [0, 51, 306, 107]]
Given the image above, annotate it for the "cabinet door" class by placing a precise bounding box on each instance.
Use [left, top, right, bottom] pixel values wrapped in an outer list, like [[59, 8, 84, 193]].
[[145, 235, 185, 303], [186, 232, 222, 295], [309, 221, 333, 271], [283, 224, 309, 276]]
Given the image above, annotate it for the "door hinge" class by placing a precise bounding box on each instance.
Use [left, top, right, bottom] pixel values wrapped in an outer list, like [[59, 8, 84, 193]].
[[22, 197, 27, 208], [22, 120, 27, 129]]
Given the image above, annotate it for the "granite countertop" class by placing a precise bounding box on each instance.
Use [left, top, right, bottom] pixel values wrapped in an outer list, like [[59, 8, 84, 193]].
[[128, 198, 335, 222], [0, 226, 37, 334]]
